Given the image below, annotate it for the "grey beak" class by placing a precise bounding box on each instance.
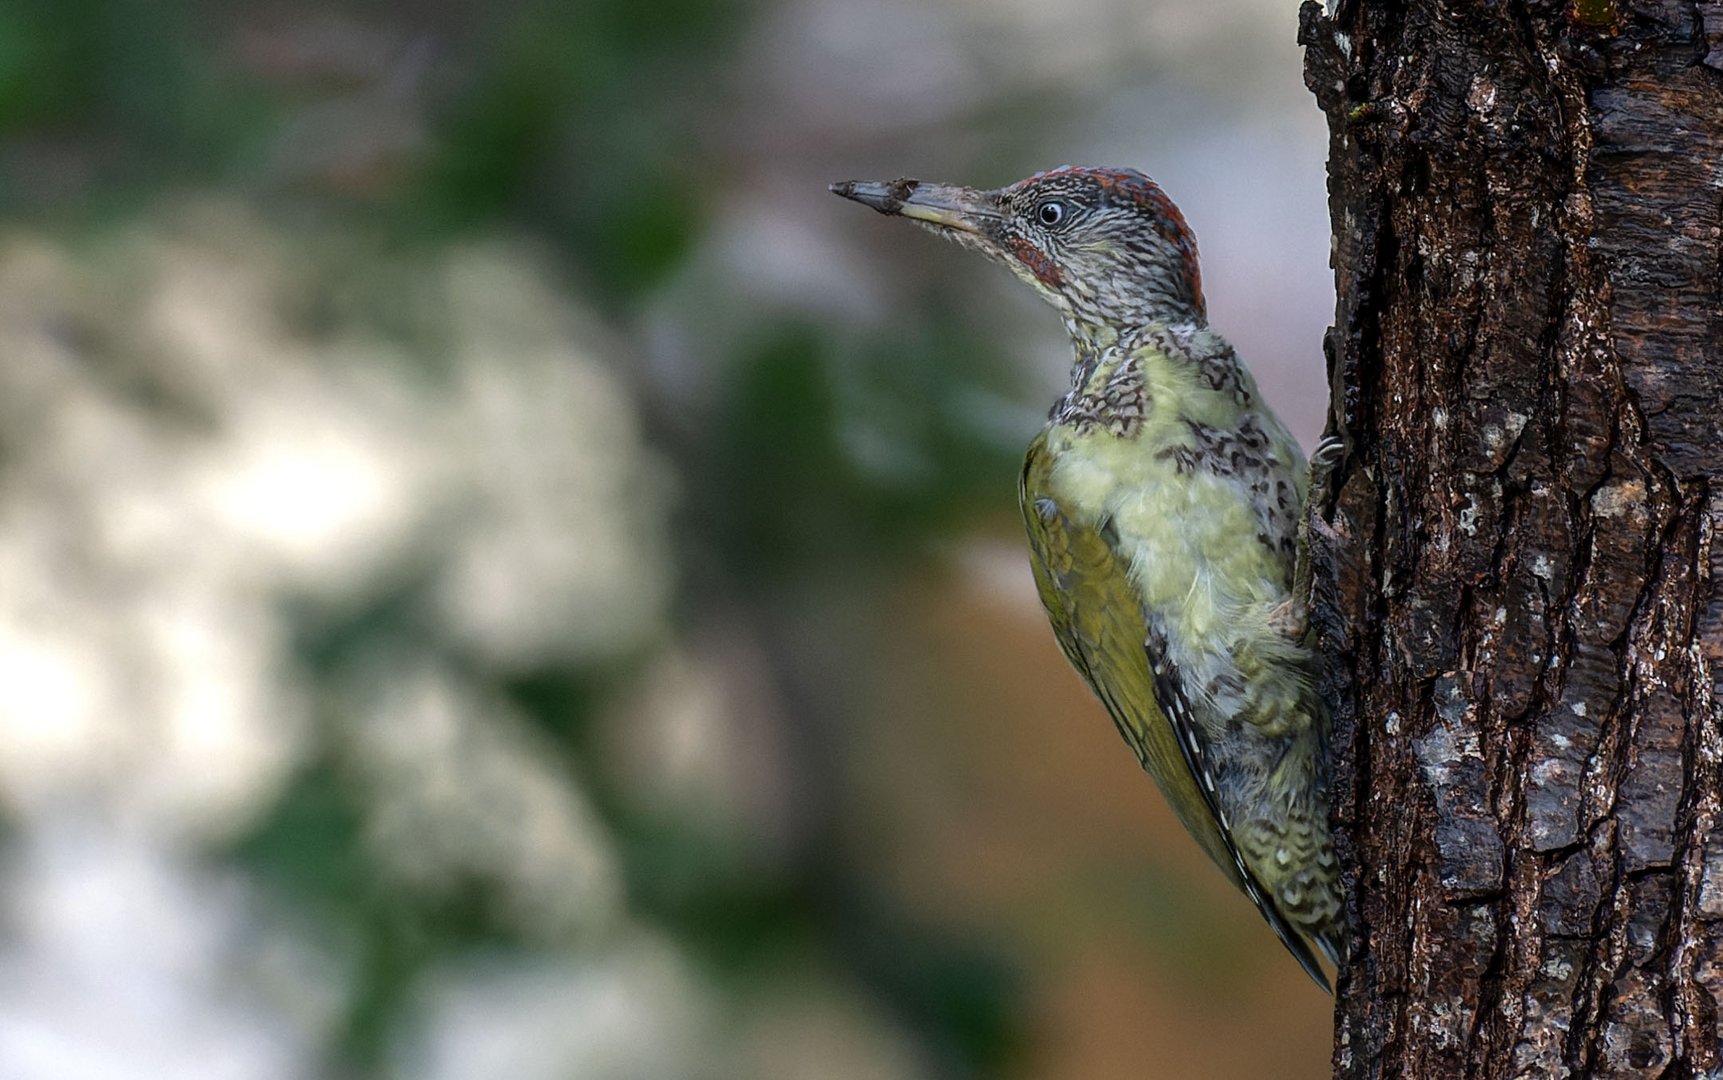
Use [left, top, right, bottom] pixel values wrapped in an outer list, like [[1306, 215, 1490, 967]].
[[830, 178, 995, 235]]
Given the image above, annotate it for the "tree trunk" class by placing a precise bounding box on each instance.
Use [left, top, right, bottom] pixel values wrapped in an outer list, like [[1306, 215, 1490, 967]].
[[1297, 1, 1723, 1076]]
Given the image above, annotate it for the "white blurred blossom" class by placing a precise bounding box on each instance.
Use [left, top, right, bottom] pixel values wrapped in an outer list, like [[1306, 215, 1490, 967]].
[[0, 823, 339, 1080], [0, 204, 673, 839], [342, 659, 622, 940], [391, 938, 708, 1080], [0, 204, 675, 1077]]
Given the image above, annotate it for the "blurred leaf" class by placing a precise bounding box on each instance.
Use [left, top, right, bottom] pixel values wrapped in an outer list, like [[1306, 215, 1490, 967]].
[[700, 317, 1025, 583], [0, 0, 276, 211], [0, 6, 74, 129], [839, 887, 1024, 1075], [561, 169, 701, 296], [705, 325, 853, 579], [230, 759, 530, 1068], [406, 0, 745, 301]]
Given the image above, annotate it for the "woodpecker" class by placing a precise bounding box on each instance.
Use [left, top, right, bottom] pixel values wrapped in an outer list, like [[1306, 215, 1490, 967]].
[[832, 167, 1346, 989]]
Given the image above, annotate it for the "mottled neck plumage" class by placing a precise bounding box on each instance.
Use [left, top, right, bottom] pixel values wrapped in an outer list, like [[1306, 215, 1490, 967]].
[[1058, 310, 1203, 399], [1061, 325, 1107, 394]]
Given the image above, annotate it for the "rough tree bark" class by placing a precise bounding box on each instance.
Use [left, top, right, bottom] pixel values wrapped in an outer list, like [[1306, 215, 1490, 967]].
[[1297, 1, 1723, 1076]]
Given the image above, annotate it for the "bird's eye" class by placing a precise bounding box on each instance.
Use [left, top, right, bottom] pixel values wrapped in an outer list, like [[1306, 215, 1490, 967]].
[[1036, 200, 1066, 227]]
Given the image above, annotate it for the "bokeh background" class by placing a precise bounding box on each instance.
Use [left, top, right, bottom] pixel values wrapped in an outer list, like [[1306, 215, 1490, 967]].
[[0, 1, 1336, 1077]]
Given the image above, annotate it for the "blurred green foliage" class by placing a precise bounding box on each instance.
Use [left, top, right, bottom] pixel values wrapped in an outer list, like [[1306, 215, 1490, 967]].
[[0, 0, 1036, 1075], [0, 0, 1347, 1073], [0, 0, 1345, 1072], [411, 0, 744, 298], [706, 318, 1020, 583], [0, 0, 736, 301], [0, 0, 259, 209]]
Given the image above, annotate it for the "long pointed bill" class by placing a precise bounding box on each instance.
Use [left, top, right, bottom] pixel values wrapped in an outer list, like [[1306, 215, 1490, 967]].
[[829, 178, 996, 235]]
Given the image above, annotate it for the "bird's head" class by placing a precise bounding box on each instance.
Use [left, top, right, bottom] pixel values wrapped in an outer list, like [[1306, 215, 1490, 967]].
[[831, 166, 1205, 339]]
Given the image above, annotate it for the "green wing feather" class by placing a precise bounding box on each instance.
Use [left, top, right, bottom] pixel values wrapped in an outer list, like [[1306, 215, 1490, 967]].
[[1018, 433, 1331, 990]]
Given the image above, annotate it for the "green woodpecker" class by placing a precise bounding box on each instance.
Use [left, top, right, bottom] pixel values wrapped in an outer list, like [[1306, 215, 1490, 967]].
[[832, 167, 1346, 989]]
